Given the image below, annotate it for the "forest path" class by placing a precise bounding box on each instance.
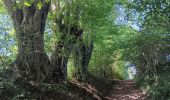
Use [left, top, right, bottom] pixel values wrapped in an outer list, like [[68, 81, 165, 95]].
[[104, 80, 149, 100]]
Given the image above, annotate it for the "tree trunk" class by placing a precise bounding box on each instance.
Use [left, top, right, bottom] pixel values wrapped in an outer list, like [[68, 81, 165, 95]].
[[51, 23, 83, 81], [73, 38, 93, 80], [4, 0, 51, 82], [51, 35, 73, 81], [50, 1, 85, 81]]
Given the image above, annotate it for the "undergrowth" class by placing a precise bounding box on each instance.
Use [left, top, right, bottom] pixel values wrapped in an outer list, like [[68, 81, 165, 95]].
[[0, 69, 114, 100], [135, 63, 170, 100]]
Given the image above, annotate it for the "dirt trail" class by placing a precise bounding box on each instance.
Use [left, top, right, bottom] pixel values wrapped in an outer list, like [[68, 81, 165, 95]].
[[104, 80, 149, 100]]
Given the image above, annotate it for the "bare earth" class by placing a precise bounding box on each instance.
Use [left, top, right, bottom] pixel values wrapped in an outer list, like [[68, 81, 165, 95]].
[[104, 80, 149, 100]]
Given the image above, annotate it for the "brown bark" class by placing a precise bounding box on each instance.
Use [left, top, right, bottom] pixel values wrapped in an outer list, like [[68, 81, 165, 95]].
[[50, 1, 90, 81], [73, 38, 93, 80], [51, 35, 73, 81], [4, 0, 93, 82], [51, 25, 83, 81], [4, 0, 51, 82]]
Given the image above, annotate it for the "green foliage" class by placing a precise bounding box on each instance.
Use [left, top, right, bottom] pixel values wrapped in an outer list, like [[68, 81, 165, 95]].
[[37, 1, 43, 9], [67, 59, 75, 80], [125, 0, 170, 99], [24, 1, 33, 7], [45, 0, 50, 4], [0, 15, 16, 69], [135, 64, 170, 100], [89, 25, 137, 80], [0, 1, 6, 13], [1, 0, 170, 99], [112, 50, 128, 80], [128, 30, 170, 99]]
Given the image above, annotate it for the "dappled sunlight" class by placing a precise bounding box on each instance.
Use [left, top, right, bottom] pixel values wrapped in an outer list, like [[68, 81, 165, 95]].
[[104, 80, 149, 100], [0, 0, 169, 99]]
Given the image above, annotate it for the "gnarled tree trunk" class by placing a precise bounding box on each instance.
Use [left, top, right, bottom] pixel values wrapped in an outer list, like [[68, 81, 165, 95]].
[[51, 24, 83, 81], [51, 35, 73, 81], [4, 0, 51, 82], [73, 38, 93, 80]]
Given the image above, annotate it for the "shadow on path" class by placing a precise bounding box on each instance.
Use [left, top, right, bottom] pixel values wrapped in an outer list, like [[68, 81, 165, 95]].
[[104, 80, 149, 100]]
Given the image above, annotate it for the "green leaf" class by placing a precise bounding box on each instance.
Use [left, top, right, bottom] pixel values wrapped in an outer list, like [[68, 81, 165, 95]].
[[16, 1, 22, 9], [37, 1, 43, 9], [45, 0, 50, 4], [24, 1, 32, 7]]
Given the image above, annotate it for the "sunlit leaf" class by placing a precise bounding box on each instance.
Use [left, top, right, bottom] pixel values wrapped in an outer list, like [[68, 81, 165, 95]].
[[37, 1, 43, 9], [24, 1, 32, 7]]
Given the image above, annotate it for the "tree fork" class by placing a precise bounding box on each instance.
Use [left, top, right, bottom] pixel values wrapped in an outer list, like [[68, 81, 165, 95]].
[[73, 38, 94, 80], [51, 24, 84, 81]]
